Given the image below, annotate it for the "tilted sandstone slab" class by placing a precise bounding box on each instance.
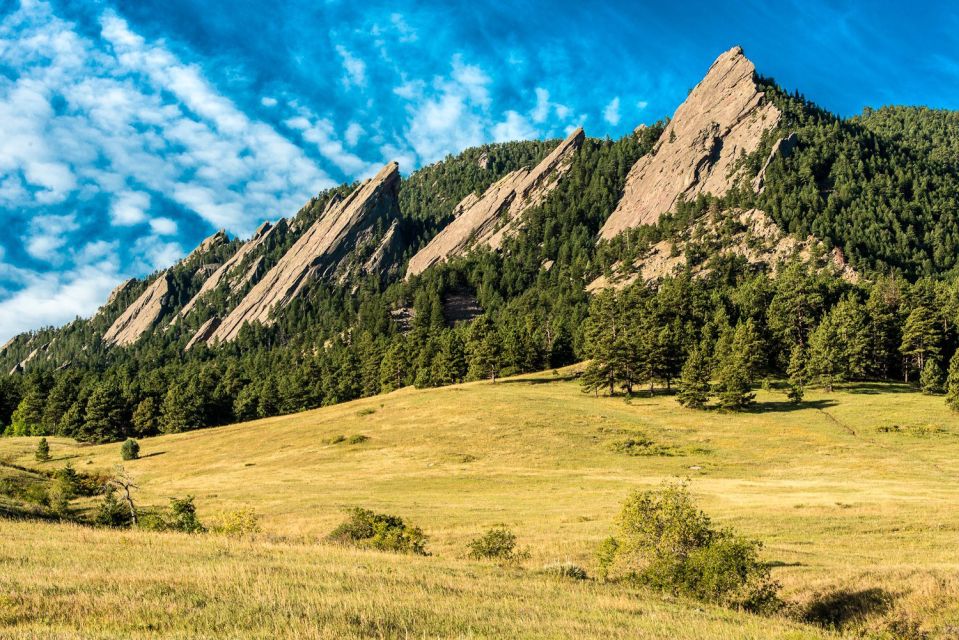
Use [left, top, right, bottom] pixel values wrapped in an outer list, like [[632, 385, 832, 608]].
[[600, 47, 780, 239], [102, 272, 172, 346], [207, 162, 401, 344], [406, 127, 584, 277], [174, 219, 287, 322], [185, 317, 221, 351]]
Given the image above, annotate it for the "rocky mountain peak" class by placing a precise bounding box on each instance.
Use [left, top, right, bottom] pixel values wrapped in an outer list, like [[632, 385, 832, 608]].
[[406, 127, 584, 277], [600, 46, 780, 239], [205, 161, 402, 344]]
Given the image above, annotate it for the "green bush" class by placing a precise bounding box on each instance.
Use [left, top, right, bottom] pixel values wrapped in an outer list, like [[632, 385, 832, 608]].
[[94, 488, 132, 528], [346, 434, 369, 445], [120, 438, 140, 461], [35, 438, 50, 462], [467, 525, 520, 561], [328, 507, 428, 555], [167, 496, 205, 533], [598, 482, 780, 612]]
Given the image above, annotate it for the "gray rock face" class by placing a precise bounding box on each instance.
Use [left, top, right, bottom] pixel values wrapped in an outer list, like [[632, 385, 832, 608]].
[[102, 273, 172, 346], [406, 127, 584, 278], [175, 219, 287, 322], [185, 317, 221, 351], [600, 47, 780, 239], [207, 162, 401, 344], [752, 132, 798, 193]]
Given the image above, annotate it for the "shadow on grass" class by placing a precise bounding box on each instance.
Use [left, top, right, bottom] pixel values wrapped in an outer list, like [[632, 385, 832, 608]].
[[841, 382, 916, 395], [138, 451, 165, 459], [746, 399, 838, 414], [802, 587, 893, 630], [494, 374, 580, 385]]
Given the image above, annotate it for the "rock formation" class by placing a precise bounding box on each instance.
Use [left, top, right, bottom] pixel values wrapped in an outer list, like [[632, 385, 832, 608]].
[[406, 127, 584, 277], [206, 162, 401, 344], [752, 132, 798, 193], [102, 273, 172, 346], [588, 208, 857, 291], [600, 47, 780, 239], [185, 317, 221, 350], [183, 230, 229, 262], [174, 220, 287, 322]]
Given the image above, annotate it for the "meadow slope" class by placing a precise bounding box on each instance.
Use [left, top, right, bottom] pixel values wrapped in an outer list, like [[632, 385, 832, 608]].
[[2, 370, 958, 638]]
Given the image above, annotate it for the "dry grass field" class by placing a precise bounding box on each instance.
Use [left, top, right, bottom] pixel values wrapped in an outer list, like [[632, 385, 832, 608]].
[[2, 369, 958, 638]]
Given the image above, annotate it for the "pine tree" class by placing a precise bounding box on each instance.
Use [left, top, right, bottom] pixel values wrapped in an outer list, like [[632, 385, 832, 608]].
[[8, 387, 45, 437], [121, 438, 140, 461], [160, 382, 204, 434], [786, 343, 808, 404], [900, 305, 941, 383], [945, 351, 959, 411], [714, 348, 755, 410], [467, 316, 501, 382], [35, 437, 50, 462], [131, 397, 161, 436], [808, 313, 843, 392], [920, 358, 945, 395], [82, 383, 128, 442], [676, 348, 711, 409]]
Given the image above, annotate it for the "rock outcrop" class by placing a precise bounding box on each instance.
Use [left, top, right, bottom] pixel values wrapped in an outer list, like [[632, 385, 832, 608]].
[[102, 273, 172, 346], [206, 162, 401, 344], [174, 220, 287, 322], [183, 230, 229, 262], [752, 132, 798, 193], [185, 317, 221, 350], [406, 127, 584, 277], [589, 208, 857, 291], [600, 47, 779, 239]]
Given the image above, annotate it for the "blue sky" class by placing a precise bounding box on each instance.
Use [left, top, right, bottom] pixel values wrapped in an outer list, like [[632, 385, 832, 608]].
[[1, 0, 958, 343]]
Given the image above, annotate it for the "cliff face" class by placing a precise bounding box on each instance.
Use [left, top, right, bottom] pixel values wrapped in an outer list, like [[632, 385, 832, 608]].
[[102, 272, 173, 347], [406, 127, 584, 277], [174, 219, 288, 322], [206, 162, 402, 344], [600, 47, 779, 239]]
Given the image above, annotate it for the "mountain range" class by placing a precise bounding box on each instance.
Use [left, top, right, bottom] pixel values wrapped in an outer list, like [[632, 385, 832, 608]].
[[3, 45, 958, 440]]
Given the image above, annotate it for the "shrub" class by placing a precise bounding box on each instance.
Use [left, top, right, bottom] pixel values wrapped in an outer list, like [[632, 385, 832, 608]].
[[468, 525, 520, 561], [120, 438, 140, 461], [328, 507, 428, 555], [35, 437, 50, 462], [166, 496, 205, 533], [346, 434, 369, 445], [212, 509, 261, 537], [598, 482, 779, 612], [541, 562, 588, 580], [94, 488, 132, 528]]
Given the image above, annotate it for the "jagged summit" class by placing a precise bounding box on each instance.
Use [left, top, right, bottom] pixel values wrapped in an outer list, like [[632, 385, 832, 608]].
[[600, 46, 779, 239], [406, 127, 584, 277], [206, 161, 402, 344]]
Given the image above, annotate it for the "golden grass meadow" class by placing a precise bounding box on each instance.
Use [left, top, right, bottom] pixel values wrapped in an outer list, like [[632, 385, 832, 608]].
[[2, 369, 958, 638]]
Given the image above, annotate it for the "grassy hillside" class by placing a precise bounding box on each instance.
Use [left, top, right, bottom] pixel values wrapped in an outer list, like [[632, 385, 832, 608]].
[[2, 371, 958, 638]]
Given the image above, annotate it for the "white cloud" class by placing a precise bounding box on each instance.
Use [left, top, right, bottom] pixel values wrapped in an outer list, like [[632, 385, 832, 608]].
[[532, 88, 551, 123], [111, 190, 150, 225], [335, 45, 367, 88], [492, 110, 537, 142], [389, 13, 418, 43], [603, 96, 621, 125], [637, 100, 649, 110], [25, 214, 79, 263], [344, 122, 365, 147], [285, 111, 379, 176], [149, 217, 178, 235], [261, 96, 278, 107]]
